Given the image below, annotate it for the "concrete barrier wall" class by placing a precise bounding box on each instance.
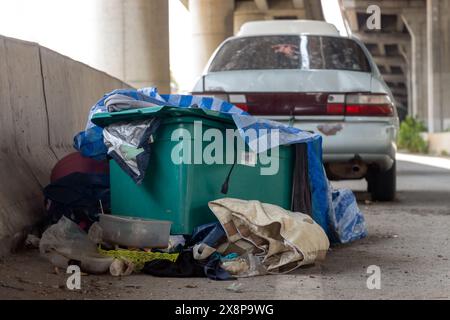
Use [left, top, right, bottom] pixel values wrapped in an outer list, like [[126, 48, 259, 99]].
[[428, 132, 450, 156], [0, 35, 129, 256]]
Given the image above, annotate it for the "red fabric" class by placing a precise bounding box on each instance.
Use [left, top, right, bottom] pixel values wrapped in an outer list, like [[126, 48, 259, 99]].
[[50, 152, 109, 182]]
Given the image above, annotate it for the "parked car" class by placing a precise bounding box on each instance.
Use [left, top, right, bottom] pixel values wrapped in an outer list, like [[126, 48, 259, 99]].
[[192, 20, 399, 201]]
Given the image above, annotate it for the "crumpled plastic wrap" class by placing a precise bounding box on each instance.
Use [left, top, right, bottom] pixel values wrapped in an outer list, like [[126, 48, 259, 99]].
[[103, 118, 161, 184], [329, 188, 368, 244], [39, 217, 113, 274]]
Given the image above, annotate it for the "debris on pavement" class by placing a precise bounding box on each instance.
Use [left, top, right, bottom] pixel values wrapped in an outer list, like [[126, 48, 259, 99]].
[[39, 216, 113, 274], [206, 198, 330, 274], [33, 86, 368, 285], [109, 259, 134, 277], [98, 247, 179, 272], [226, 282, 244, 293]]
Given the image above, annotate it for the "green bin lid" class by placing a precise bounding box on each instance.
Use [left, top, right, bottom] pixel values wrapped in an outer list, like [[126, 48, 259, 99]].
[[91, 106, 235, 128]]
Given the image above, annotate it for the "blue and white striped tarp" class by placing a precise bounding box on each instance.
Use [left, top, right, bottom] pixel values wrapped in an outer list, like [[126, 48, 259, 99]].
[[75, 87, 322, 157]]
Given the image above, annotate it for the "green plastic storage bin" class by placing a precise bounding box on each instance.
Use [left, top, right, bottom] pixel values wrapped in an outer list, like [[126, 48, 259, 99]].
[[93, 107, 294, 234]]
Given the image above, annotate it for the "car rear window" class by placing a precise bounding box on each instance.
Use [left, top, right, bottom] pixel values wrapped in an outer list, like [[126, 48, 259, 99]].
[[208, 35, 371, 73]]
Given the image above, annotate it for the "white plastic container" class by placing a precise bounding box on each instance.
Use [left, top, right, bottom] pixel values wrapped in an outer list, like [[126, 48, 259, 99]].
[[99, 215, 172, 248]]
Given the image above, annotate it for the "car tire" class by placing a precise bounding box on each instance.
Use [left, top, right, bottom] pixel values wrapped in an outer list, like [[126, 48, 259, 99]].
[[367, 161, 396, 201]]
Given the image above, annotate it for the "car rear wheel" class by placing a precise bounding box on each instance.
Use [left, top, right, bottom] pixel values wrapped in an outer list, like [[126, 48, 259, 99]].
[[367, 161, 396, 201]]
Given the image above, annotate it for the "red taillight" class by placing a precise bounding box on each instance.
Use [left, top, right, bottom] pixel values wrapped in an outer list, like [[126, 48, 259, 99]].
[[229, 94, 248, 112], [326, 103, 345, 115], [326, 94, 345, 115], [346, 104, 393, 116], [345, 94, 394, 116], [234, 103, 249, 112], [196, 92, 394, 117]]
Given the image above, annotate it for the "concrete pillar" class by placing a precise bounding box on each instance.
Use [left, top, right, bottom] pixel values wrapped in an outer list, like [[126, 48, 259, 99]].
[[426, 0, 450, 132], [304, 0, 324, 20], [190, 0, 234, 80], [93, 0, 170, 93], [405, 48, 413, 119], [234, 10, 265, 34], [233, 1, 266, 34], [402, 10, 428, 121]]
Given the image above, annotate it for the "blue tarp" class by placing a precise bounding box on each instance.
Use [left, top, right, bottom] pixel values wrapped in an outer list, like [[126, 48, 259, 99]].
[[73, 87, 367, 243]]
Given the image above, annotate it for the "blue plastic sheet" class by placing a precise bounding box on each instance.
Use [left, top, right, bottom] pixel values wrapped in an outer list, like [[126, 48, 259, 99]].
[[329, 189, 368, 243]]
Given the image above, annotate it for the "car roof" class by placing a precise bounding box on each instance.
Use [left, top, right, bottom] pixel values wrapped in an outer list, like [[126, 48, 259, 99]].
[[237, 20, 342, 37]]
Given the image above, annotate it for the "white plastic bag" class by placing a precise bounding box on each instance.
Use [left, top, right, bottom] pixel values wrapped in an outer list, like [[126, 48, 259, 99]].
[[40, 217, 113, 274]]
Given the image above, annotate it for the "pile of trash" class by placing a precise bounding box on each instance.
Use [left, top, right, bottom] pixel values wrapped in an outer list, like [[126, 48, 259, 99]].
[[39, 198, 329, 279], [35, 87, 367, 279]]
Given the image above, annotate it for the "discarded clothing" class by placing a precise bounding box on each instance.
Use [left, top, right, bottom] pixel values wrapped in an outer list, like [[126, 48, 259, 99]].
[[163, 235, 186, 253], [330, 189, 368, 244], [43, 172, 110, 230], [190, 222, 228, 261], [208, 198, 330, 274], [103, 118, 161, 184], [142, 249, 233, 281], [98, 247, 178, 272], [204, 253, 235, 281], [220, 253, 239, 262], [105, 93, 161, 112], [189, 222, 227, 247], [50, 152, 109, 183], [141, 250, 206, 278]]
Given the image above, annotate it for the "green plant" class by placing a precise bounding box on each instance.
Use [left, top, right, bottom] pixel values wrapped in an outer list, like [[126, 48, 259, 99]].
[[398, 116, 428, 153]]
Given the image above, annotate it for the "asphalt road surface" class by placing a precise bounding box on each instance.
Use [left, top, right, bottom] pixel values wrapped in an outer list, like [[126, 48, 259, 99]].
[[0, 160, 449, 300]]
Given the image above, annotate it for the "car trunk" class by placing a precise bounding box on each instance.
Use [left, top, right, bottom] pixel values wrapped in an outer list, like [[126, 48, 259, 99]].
[[202, 70, 373, 119]]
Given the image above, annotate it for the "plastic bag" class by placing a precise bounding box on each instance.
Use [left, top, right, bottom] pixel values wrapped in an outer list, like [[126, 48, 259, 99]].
[[103, 118, 161, 184], [221, 253, 267, 278], [39, 217, 113, 274], [329, 189, 368, 244], [74, 88, 167, 160]]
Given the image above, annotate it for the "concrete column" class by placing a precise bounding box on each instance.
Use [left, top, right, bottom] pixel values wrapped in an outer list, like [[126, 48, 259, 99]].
[[402, 10, 428, 121], [304, 0, 324, 20], [426, 0, 450, 132], [93, 0, 170, 93], [234, 10, 265, 34], [233, 1, 265, 34], [405, 48, 413, 119], [190, 0, 234, 80]]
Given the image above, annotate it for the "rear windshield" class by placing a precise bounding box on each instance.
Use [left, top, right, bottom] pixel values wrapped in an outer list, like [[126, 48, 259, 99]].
[[208, 35, 371, 73]]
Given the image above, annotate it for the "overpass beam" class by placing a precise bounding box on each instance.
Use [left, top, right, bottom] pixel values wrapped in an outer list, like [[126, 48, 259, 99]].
[[426, 0, 450, 132], [93, 0, 170, 93], [191, 0, 234, 81]]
